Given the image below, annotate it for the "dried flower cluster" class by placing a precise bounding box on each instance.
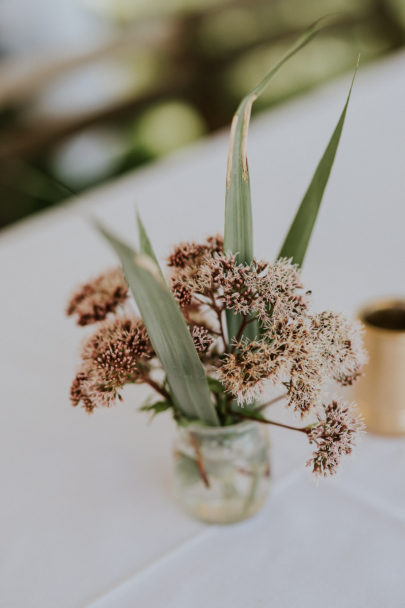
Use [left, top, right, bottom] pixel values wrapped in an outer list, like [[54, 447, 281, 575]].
[[306, 401, 365, 477], [192, 325, 214, 353], [70, 317, 152, 413], [168, 238, 366, 417], [312, 312, 365, 386], [67, 268, 128, 326], [68, 235, 366, 476], [220, 312, 367, 415]]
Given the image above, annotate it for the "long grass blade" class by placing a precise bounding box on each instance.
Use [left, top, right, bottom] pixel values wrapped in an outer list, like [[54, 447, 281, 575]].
[[224, 19, 324, 344], [96, 223, 219, 426], [278, 61, 358, 266], [224, 18, 324, 263]]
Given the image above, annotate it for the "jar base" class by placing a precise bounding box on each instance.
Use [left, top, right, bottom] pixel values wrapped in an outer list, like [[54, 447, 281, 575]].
[[176, 488, 270, 525]]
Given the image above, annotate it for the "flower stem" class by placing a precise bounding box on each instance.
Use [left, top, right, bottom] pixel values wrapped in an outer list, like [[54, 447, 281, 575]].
[[232, 409, 308, 434], [209, 290, 228, 352], [138, 370, 172, 403], [233, 315, 249, 346], [256, 393, 288, 411], [259, 419, 308, 433], [189, 432, 210, 488], [231, 315, 258, 352]]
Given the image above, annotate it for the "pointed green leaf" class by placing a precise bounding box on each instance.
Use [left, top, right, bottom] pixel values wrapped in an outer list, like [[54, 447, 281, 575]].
[[136, 211, 165, 280], [224, 20, 324, 345], [96, 223, 219, 426], [278, 63, 358, 266], [140, 400, 172, 418], [224, 19, 324, 264], [206, 377, 226, 394]]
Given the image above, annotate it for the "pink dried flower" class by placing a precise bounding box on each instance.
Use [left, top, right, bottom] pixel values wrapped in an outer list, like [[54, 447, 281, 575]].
[[70, 316, 152, 411], [187, 254, 307, 323], [265, 313, 367, 416], [67, 267, 128, 326], [70, 371, 95, 414], [306, 401, 365, 477], [206, 235, 224, 252], [219, 341, 272, 404], [191, 325, 214, 353], [218, 321, 299, 407], [287, 376, 320, 416], [168, 236, 224, 309], [167, 242, 207, 268], [262, 258, 308, 319], [85, 317, 151, 372], [261, 317, 323, 415], [218, 307, 366, 415], [171, 280, 192, 308], [167, 235, 223, 269], [312, 312, 367, 386]]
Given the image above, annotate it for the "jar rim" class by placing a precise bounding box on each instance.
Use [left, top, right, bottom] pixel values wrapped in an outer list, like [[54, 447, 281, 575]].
[[180, 420, 260, 435]]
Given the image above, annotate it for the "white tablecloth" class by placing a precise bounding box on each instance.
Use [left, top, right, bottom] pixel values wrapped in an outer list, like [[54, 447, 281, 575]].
[[1, 51, 405, 608]]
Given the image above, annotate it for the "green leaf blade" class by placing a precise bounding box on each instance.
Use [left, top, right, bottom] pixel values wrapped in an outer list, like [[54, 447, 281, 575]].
[[224, 20, 324, 346], [224, 110, 254, 264], [278, 63, 358, 266], [224, 19, 324, 264], [136, 211, 164, 279], [96, 224, 219, 427]]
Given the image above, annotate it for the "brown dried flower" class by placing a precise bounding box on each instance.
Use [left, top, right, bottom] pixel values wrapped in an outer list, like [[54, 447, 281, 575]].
[[306, 401, 365, 477], [279, 319, 323, 415], [167, 235, 223, 269], [171, 280, 192, 308], [219, 307, 367, 416], [67, 267, 128, 326], [219, 341, 273, 404], [70, 371, 95, 414], [219, 317, 320, 410], [287, 376, 320, 416], [174, 251, 307, 324], [167, 242, 207, 269], [191, 325, 214, 353], [168, 236, 224, 307], [70, 316, 152, 411]]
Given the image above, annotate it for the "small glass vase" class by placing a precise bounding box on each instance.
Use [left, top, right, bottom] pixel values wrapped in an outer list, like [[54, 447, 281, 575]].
[[172, 421, 271, 524]]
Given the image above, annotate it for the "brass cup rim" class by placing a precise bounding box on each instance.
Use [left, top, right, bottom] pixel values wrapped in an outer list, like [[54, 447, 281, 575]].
[[358, 297, 405, 336]]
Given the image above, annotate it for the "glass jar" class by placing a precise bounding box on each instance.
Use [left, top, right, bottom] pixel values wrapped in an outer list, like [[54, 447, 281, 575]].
[[172, 421, 271, 524]]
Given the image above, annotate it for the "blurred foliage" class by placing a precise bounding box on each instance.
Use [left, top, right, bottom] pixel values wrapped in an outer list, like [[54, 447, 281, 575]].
[[130, 100, 207, 157], [1, 0, 405, 228]]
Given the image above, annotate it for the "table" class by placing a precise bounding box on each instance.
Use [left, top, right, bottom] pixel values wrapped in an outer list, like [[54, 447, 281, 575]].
[[1, 51, 405, 608]]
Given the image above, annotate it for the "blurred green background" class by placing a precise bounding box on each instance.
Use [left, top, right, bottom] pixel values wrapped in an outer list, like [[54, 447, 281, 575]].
[[1, 0, 405, 228]]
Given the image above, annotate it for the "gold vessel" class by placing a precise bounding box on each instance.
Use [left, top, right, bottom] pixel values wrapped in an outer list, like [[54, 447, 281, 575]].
[[355, 298, 405, 435]]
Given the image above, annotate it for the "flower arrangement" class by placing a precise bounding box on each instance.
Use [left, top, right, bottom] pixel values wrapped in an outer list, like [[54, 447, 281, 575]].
[[68, 23, 365, 500]]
